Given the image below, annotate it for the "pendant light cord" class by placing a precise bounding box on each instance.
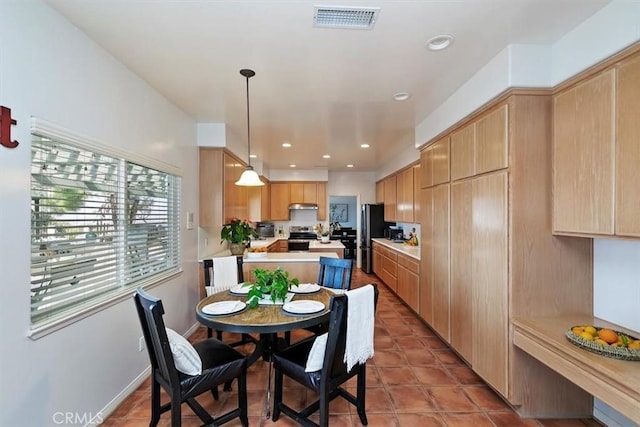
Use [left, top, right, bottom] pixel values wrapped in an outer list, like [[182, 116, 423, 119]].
[[245, 74, 251, 167]]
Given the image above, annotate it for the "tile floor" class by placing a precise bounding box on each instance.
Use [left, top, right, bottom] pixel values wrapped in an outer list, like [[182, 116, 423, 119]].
[[103, 269, 602, 426]]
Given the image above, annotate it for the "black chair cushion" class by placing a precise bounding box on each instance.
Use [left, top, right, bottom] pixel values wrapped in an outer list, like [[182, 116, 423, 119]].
[[179, 339, 245, 398], [273, 338, 322, 390]]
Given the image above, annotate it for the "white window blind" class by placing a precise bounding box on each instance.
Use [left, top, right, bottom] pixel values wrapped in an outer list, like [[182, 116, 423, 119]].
[[30, 134, 181, 328]]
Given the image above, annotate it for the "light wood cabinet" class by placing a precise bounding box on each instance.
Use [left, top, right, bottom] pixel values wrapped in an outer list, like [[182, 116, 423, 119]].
[[269, 181, 327, 221], [199, 149, 249, 227], [450, 123, 475, 180], [450, 180, 473, 362], [267, 239, 288, 253], [249, 176, 270, 221], [396, 167, 414, 222], [553, 69, 615, 235], [615, 55, 640, 237], [270, 182, 290, 220], [420, 93, 592, 417], [420, 137, 450, 188], [375, 180, 384, 204], [317, 182, 327, 220], [372, 241, 397, 292], [397, 253, 420, 313], [412, 164, 421, 224], [372, 242, 383, 279], [475, 104, 508, 175], [383, 175, 397, 222], [472, 171, 508, 396]]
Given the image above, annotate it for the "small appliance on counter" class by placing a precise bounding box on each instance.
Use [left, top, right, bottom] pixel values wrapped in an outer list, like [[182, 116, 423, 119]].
[[385, 226, 404, 242], [256, 222, 275, 239]]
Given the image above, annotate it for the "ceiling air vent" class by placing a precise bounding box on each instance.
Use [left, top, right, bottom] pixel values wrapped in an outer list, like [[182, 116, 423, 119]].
[[313, 5, 380, 30]]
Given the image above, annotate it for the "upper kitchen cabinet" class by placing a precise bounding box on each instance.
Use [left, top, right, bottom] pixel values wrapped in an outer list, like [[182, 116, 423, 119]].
[[248, 176, 270, 222], [615, 54, 640, 237], [199, 149, 249, 227], [270, 182, 290, 221], [554, 49, 640, 238], [376, 180, 384, 204], [475, 104, 508, 175], [383, 175, 397, 222], [396, 166, 415, 223], [420, 137, 450, 188], [269, 181, 327, 221], [450, 123, 475, 180], [412, 164, 421, 224]]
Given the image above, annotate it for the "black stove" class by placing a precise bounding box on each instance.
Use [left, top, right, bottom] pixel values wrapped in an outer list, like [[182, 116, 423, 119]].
[[287, 226, 317, 251]]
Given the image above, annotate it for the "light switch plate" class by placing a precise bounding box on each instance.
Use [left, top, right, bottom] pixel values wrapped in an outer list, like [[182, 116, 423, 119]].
[[186, 211, 194, 230]]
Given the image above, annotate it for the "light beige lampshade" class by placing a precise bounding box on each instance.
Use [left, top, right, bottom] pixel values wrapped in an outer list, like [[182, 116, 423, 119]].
[[235, 166, 264, 186]]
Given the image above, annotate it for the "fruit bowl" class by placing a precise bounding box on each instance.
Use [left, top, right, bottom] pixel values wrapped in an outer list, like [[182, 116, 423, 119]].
[[566, 325, 640, 361]]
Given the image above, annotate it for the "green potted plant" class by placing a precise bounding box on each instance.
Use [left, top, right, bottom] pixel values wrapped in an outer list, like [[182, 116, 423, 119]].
[[246, 267, 299, 308], [220, 218, 258, 255]]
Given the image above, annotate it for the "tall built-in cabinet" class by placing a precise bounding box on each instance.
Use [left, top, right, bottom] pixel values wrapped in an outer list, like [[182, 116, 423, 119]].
[[199, 149, 249, 226], [377, 163, 420, 223], [553, 53, 640, 238], [419, 93, 593, 417]]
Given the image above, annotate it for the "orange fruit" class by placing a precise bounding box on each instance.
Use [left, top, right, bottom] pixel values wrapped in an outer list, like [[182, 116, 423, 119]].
[[628, 341, 640, 350], [572, 326, 584, 335], [598, 328, 618, 344]]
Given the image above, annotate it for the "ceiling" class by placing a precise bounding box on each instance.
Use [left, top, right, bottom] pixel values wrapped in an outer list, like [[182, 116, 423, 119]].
[[45, 0, 609, 173]]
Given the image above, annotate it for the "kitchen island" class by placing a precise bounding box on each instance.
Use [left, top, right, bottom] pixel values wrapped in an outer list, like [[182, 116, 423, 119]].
[[199, 251, 340, 285]]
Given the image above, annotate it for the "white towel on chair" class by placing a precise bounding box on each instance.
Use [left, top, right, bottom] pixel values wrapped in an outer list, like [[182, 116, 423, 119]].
[[344, 284, 375, 371], [212, 256, 239, 287]]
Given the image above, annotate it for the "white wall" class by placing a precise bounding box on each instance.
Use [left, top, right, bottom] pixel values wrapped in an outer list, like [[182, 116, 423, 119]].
[[0, 2, 198, 426]]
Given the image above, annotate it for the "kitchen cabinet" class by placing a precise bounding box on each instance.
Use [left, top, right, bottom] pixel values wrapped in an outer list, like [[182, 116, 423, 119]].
[[317, 182, 327, 220], [412, 164, 421, 224], [553, 69, 615, 235], [375, 180, 384, 204], [267, 239, 288, 253], [397, 253, 420, 313], [383, 175, 397, 222], [450, 123, 475, 180], [270, 182, 290, 221], [396, 166, 414, 223], [248, 176, 270, 221], [372, 241, 397, 292], [290, 182, 317, 204], [554, 51, 640, 238], [450, 180, 472, 362], [475, 104, 508, 175], [199, 149, 249, 227], [372, 242, 383, 279], [420, 137, 450, 189], [419, 93, 592, 417]]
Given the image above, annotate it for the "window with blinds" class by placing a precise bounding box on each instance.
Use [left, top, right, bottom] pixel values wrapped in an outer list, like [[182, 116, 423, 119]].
[[30, 134, 181, 328]]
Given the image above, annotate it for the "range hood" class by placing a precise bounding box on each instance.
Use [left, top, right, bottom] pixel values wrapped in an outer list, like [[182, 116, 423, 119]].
[[288, 203, 318, 210]]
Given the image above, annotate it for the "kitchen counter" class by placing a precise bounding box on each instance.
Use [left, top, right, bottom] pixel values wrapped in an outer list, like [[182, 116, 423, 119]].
[[372, 238, 420, 260], [309, 240, 344, 250]]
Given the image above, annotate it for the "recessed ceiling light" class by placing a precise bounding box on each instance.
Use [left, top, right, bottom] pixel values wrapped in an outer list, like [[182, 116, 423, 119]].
[[347, 164, 354, 168], [360, 144, 370, 148], [426, 34, 454, 51], [323, 154, 331, 159], [282, 142, 292, 148], [289, 164, 296, 168], [249, 154, 257, 158], [393, 92, 411, 102]]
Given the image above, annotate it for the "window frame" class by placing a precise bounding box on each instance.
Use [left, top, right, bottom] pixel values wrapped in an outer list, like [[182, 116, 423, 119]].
[[29, 118, 183, 339]]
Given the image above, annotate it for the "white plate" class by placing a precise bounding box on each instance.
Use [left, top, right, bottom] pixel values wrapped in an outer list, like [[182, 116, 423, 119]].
[[282, 300, 325, 315], [229, 283, 252, 295], [290, 283, 321, 294], [202, 301, 246, 316]]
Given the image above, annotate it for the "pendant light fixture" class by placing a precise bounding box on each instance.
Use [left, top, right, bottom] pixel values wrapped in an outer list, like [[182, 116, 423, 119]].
[[235, 68, 264, 186]]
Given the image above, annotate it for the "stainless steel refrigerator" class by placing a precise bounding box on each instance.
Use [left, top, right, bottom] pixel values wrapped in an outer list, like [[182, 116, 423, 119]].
[[360, 204, 393, 273]]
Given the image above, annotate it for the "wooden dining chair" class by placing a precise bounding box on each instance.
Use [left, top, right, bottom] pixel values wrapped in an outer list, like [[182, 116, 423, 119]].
[[316, 256, 353, 290], [272, 284, 379, 427], [134, 287, 248, 427]]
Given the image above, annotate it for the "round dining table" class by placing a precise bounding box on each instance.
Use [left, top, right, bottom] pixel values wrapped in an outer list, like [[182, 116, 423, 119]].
[[195, 286, 334, 365], [195, 286, 335, 419]]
